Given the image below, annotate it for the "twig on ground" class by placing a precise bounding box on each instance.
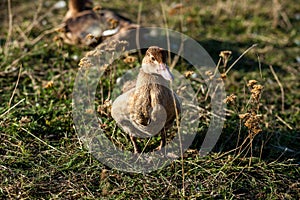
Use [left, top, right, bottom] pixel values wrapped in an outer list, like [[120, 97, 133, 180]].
[[0, 98, 25, 118], [269, 65, 285, 113], [275, 114, 293, 130], [19, 126, 67, 155], [136, 2, 143, 59], [4, 0, 13, 58], [257, 53, 263, 79], [8, 64, 22, 107], [24, 0, 44, 34], [160, 1, 171, 65], [29, 28, 58, 46], [225, 44, 258, 74]]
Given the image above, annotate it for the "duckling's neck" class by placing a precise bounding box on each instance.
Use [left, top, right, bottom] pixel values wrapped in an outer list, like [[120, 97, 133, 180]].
[[69, 0, 92, 14], [136, 69, 170, 88], [69, 0, 83, 12]]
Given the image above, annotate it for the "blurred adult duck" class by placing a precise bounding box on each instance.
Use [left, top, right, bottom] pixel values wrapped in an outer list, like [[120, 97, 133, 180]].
[[59, 0, 138, 46], [111, 46, 181, 153]]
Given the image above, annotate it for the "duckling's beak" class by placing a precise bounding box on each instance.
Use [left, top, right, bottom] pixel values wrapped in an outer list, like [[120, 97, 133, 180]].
[[158, 63, 174, 81]]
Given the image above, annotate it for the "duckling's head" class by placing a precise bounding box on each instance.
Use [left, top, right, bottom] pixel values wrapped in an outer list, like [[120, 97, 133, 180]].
[[142, 46, 174, 81]]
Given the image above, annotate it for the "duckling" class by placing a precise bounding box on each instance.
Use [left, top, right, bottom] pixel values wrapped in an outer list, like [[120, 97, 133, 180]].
[[59, 0, 138, 46], [111, 46, 181, 153]]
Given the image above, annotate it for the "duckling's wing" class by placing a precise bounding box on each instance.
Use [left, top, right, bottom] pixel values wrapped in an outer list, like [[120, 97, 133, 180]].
[[163, 92, 181, 129], [111, 88, 134, 123]]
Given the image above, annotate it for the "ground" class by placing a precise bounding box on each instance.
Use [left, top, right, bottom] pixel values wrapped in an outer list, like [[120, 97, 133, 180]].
[[0, 0, 299, 199]]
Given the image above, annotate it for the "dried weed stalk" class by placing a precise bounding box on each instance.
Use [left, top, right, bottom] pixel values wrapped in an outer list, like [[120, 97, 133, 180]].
[[238, 80, 264, 164], [219, 43, 264, 165]]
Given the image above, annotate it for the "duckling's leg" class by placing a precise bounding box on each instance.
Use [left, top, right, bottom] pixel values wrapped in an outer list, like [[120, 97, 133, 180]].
[[130, 135, 139, 153], [156, 129, 166, 151]]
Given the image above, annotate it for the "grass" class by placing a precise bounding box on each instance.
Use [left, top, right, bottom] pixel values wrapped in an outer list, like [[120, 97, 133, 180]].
[[1, 0, 299, 199]]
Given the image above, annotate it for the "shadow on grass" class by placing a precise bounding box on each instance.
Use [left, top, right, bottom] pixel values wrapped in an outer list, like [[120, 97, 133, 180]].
[[199, 39, 293, 77]]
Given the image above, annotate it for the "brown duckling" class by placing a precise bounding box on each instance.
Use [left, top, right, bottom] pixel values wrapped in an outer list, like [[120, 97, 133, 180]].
[[59, 0, 138, 46], [111, 46, 181, 153]]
